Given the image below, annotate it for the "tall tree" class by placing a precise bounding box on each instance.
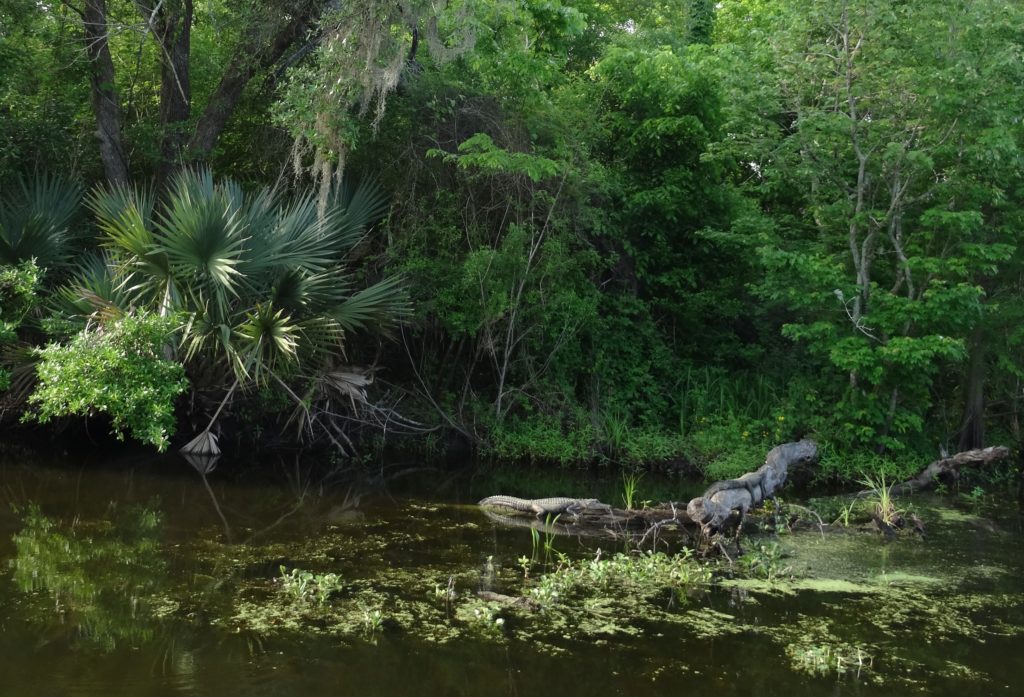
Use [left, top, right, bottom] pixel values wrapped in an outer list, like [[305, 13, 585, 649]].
[[715, 0, 1024, 451], [59, 0, 325, 185]]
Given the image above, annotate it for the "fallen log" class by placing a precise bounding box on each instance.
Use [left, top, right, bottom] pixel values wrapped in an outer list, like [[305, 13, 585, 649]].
[[686, 440, 818, 530], [476, 441, 1011, 547], [857, 446, 1011, 497], [478, 440, 819, 537]]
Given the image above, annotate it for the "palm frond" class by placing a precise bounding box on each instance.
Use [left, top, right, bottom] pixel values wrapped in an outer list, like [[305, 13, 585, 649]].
[[268, 193, 338, 271], [51, 252, 133, 323], [296, 315, 345, 365], [154, 180, 247, 317], [320, 366, 373, 409], [89, 182, 156, 258], [234, 303, 301, 386], [272, 268, 351, 313], [0, 172, 82, 269], [235, 184, 280, 276], [326, 177, 390, 252], [88, 182, 174, 308], [331, 275, 410, 333]]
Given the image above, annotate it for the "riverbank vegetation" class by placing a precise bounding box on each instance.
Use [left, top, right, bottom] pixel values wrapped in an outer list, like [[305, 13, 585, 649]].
[[2, 0, 1023, 482]]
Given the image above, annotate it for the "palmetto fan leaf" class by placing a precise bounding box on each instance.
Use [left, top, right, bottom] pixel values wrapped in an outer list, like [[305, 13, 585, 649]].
[[234, 303, 302, 386], [272, 268, 351, 313], [87, 183, 174, 307], [0, 172, 82, 269], [326, 178, 390, 252], [52, 252, 134, 323], [295, 315, 345, 365], [331, 274, 410, 333], [88, 182, 156, 259], [268, 193, 339, 271], [154, 174, 247, 316]]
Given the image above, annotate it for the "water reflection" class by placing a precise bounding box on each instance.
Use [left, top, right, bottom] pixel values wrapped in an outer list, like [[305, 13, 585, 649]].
[[0, 451, 1021, 697], [10, 502, 167, 651]]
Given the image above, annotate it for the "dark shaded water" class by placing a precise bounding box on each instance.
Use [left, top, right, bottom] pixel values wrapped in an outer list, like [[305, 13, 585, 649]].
[[1, 449, 1022, 696]]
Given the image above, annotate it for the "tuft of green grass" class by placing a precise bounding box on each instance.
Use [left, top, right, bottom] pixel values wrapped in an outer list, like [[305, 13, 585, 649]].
[[857, 473, 899, 526], [621, 470, 643, 509]]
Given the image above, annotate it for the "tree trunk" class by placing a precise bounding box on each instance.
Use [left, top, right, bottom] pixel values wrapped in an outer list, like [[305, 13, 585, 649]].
[[82, 0, 129, 185], [151, 0, 193, 187], [187, 7, 318, 160], [958, 328, 986, 451]]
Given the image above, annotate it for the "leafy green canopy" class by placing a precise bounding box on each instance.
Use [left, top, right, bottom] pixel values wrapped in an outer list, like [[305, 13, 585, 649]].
[[712, 0, 1024, 452]]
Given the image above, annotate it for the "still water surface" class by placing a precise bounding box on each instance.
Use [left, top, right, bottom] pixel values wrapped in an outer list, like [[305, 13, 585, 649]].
[[0, 449, 1022, 696]]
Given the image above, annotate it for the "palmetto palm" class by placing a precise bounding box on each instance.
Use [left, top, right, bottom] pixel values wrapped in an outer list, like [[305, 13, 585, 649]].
[[74, 168, 408, 452], [0, 173, 82, 270]]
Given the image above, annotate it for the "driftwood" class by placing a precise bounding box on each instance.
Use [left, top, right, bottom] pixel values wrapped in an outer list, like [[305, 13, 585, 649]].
[[478, 441, 1011, 547], [856, 445, 1011, 497], [686, 440, 818, 529], [478, 440, 820, 537]]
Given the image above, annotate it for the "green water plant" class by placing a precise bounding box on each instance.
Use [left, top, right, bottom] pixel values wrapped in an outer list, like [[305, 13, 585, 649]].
[[739, 542, 791, 583], [960, 486, 986, 509], [543, 514, 559, 559], [279, 566, 343, 605], [858, 472, 900, 526], [360, 606, 385, 635], [621, 470, 643, 509], [786, 641, 873, 678], [835, 499, 859, 528]]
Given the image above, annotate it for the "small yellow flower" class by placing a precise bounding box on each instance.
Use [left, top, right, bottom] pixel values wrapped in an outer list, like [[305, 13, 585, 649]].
[[777, 415, 785, 422]]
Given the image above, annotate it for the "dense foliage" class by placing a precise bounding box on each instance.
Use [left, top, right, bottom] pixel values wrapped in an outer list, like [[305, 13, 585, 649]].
[[1, 0, 1022, 477], [28, 313, 188, 450]]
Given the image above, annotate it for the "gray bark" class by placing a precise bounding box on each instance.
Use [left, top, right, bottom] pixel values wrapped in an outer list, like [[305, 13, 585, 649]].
[[686, 440, 818, 529], [187, 3, 320, 160], [82, 0, 129, 185], [135, 0, 193, 187]]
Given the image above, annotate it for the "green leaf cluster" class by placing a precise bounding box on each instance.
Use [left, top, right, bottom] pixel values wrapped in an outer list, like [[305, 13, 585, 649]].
[[27, 313, 188, 451]]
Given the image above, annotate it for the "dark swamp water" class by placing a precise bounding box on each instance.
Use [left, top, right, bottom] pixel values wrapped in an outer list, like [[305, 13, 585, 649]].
[[1, 448, 1023, 696]]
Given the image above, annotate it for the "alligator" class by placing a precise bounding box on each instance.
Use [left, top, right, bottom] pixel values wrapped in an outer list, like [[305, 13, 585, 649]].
[[478, 495, 610, 518]]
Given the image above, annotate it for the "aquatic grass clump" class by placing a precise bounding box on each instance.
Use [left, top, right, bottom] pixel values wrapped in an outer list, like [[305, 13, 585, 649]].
[[858, 472, 900, 526], [621, 470, 643, 509], [786, 641, 873, 678], [279, 566, 343, 605], [528, 549, 711, 608]]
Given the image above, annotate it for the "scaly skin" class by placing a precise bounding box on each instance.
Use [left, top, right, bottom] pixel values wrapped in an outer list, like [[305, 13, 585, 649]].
[[478, 495, 606, 517]]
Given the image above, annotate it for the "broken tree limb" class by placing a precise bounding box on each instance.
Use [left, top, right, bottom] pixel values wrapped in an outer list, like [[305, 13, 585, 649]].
[[856, 445, 1011, 497]]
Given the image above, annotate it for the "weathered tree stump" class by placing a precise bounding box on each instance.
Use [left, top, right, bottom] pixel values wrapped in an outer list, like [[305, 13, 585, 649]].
[[685, 440, 818, 530]]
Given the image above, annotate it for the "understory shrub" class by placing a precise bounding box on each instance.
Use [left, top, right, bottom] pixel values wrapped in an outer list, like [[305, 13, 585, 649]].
[[27, 312, 188, 451]]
